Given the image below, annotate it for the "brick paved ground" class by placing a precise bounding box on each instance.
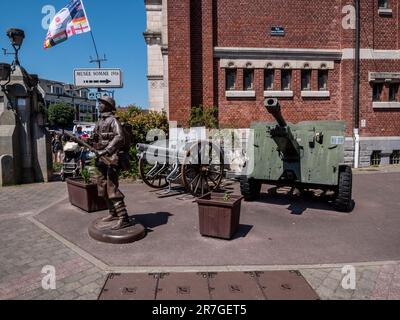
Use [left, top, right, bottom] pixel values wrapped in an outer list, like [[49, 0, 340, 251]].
[[301, 264, 400, 300], [0, 182, 66, 216], [0, 218, 106, 300], [0, 179, 400, 300]]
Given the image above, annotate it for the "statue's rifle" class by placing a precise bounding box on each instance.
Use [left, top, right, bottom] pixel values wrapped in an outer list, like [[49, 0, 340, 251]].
[[61, 130, 113, 166]]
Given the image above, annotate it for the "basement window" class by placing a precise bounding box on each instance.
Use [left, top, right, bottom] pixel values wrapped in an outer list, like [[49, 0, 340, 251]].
[[389, 84, 399, 102], [226, 69, 236, 91], [378, 0, 389, 9], [281, 70, 292, 91], [378, 0, 392, 15], [301, 70, 312, 91], [390, 150, 400, 164], [243, 69, 254, 91], [264, 69, 274, 91], [318, 70, 328, 91], [373, 83, 383, 101], [370, 151, 382, 166]]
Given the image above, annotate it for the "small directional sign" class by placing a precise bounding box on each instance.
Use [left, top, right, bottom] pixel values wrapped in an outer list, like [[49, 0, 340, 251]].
[[74, 68, 123, 88], [88, 92, 112, 100]]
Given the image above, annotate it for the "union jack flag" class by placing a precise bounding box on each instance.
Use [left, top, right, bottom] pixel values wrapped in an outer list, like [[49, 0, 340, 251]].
[[44, 0, 91, 49]]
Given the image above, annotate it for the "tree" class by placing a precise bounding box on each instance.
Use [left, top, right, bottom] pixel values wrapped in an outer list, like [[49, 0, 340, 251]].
[[47, 103, 75, 130]]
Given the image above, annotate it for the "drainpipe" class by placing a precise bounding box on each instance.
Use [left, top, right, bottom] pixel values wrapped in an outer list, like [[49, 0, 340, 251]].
[[353, 0, 361, 169], [354, 128, 360, 169]]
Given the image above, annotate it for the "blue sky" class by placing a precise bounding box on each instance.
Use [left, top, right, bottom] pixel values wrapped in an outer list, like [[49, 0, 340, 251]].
[[0, 0, 148, 108]]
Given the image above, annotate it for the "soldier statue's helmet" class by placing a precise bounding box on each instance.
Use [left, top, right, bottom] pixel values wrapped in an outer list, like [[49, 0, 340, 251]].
[[98, 96, 116, 112]]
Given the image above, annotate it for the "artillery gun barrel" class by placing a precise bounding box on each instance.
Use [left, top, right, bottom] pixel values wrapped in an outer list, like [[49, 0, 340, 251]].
[[265, 98, 287, 127], [136, 143, 173, 155], [136, 143, 185, 164], [263, 98, 300, 160]]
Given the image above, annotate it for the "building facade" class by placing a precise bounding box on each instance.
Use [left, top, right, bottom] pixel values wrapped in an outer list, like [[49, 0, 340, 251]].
[[38, 79, 97, 123], [145, 0, 400, 167]]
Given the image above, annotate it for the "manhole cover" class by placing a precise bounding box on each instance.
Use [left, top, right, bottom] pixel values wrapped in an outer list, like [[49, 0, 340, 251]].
[[208, 272, 265, 300], [99, 273, 158, 300], [156, 273, 210, 300], [256, 271, 319, 300]]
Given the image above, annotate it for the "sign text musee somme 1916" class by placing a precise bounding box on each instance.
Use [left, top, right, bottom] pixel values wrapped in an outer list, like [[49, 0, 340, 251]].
[[74, 69, 123, 88]]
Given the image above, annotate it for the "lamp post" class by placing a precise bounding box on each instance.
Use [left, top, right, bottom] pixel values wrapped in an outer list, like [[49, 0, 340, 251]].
[[6, 28, 25, 67]]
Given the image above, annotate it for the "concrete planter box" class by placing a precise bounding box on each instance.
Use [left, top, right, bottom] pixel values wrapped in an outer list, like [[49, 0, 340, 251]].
[[66, 178, 107, 213], [196, 193, 244, 240]]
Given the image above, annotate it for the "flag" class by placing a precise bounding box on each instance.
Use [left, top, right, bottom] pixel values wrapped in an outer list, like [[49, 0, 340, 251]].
[[44, 0, 91, 49]]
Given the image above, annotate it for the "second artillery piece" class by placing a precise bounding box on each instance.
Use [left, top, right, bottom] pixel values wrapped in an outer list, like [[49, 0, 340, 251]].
[[240, 98, 353, 212], [136, 133, 225, 198]]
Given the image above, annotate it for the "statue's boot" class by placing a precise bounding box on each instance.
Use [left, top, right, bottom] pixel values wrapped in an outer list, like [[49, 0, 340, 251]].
[[102, 199, 119, 222], [102, 214, 119, 223], [111, 201, 134, 230]]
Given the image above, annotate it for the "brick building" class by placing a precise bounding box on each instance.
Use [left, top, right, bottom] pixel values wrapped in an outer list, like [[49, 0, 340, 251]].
[[144, 0, 400, 167]]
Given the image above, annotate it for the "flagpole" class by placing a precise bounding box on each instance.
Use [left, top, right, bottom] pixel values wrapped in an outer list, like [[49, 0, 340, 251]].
[[80, 0, 104, 69], [89, 31, 101, 68], [81, 0, 106, 100]]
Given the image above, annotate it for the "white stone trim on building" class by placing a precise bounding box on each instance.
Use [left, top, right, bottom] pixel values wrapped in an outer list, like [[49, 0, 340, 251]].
[[342, 49, 400, 60], [220, 59, 334, 70], [301, 91, 330, 98], [226, 90, 256, 98], [373, 102, 400, 109], [264, 91, 294, 98], [215, 47, 342, 61]]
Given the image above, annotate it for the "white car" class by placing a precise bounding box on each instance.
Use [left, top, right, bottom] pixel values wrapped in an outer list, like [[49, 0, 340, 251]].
[[73, 123, 96, 139]]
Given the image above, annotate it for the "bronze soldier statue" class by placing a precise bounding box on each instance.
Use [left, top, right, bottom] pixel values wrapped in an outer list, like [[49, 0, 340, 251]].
[[93, 96, 131, 230]]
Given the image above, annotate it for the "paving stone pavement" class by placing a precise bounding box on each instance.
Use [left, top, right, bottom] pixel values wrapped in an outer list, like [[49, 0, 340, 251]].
[[0, 217, 107, 300], [0, 182, 67, 216], [300, 264, 400, 300], [1, 181, 400, 300]]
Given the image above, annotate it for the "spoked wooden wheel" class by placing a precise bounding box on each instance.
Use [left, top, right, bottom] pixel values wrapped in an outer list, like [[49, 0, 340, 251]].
[[138, 157, 170, 189], [181, 141, 224, 197]]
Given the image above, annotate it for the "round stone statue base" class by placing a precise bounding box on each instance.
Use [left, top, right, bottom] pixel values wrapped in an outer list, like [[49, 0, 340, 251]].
[[88, 217, 146, 244]]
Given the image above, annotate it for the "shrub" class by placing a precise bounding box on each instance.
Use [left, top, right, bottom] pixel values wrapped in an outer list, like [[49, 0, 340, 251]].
[[115, 107, 169, 179], [189, 105, 219, 129]]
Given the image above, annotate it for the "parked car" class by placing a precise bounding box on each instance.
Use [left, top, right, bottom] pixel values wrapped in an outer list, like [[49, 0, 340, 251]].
[[73, 123, 96, 139]]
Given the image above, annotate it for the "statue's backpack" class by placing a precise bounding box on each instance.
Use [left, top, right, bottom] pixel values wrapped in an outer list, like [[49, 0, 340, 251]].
[[119, 122, 134, 171]]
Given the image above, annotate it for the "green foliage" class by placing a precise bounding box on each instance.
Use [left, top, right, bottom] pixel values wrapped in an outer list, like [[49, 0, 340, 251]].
[[87, 157, 99, 177], [223, 192, 231, 201], [81, 167, 91, 184], [116, 107, 169, 145], [119, 147, 139, 180], [48, 103, 75, 129], [115, 106, 169, 179], [189, 105, 219, 129], [52, 162, 62, 173], [116, 104, 143, 123]]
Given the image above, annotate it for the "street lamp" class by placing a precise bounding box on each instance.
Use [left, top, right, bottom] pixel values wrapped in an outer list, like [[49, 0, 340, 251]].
[[6, 28, 25, 66]]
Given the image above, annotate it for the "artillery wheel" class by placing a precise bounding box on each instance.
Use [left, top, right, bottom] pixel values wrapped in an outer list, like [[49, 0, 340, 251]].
[[138, 157, 169, 189], [181, 141, 224, 197], [240, 178, 262, 201], [334, 165, 353, 212]]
